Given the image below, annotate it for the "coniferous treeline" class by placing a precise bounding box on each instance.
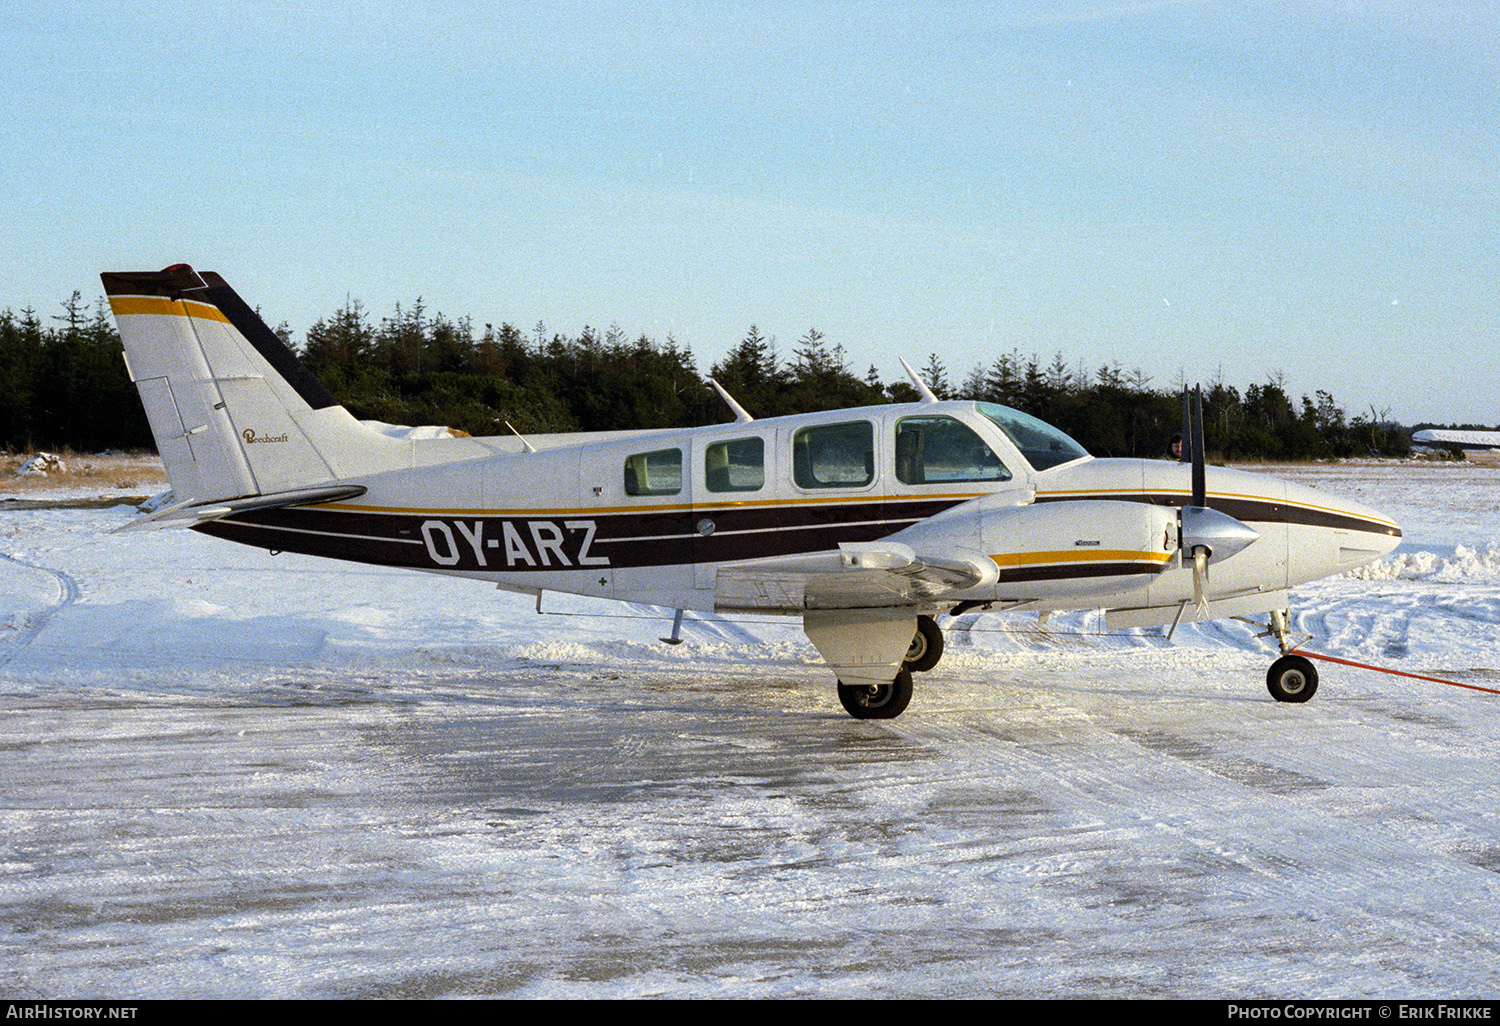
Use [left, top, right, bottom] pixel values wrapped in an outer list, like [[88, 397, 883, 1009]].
[[0, 294, 153, 452], [2, 292, 1417, 461]]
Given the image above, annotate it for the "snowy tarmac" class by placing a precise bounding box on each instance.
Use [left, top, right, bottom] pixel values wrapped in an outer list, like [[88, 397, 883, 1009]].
[[3, 461, 1499, 998]]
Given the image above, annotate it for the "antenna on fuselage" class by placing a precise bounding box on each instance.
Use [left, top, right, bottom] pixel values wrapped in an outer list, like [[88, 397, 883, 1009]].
[[899, 357, 940, 404], [708, 378, 754, 423], [503, 420, 538, 453]]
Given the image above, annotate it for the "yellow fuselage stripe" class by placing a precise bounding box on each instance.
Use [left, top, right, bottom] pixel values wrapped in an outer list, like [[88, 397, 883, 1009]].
[[987, 549, 1172, 568], [108, 295, 230, 323]]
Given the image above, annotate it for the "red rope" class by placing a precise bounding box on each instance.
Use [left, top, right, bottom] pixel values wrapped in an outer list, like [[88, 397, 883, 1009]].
[[1298, 650, 1500, 696]]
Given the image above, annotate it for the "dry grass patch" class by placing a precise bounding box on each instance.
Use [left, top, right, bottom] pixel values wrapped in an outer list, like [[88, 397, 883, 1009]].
[[0, 450, 167, 494]]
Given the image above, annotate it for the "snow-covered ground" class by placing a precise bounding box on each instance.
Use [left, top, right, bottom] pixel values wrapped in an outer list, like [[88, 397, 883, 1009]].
[[3, 460, 1499, 998]]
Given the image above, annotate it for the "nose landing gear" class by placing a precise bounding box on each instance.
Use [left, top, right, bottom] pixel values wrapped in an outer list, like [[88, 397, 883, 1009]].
[[1267, 653, 1319, 702], [1262, 608, 1318, 703]]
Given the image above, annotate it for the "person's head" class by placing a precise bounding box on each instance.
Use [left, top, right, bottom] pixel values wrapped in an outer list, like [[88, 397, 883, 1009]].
[[1169, 433, 1183, 459]]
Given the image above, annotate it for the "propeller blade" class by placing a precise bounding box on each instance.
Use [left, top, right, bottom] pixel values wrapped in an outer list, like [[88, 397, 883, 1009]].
[[1193, 546, 1209, 615], [1191, 384, 1206, 508], [1177, 383, 1254, 608], [1179, 383, 1208, 504], [1180, 387, 1192, 464]]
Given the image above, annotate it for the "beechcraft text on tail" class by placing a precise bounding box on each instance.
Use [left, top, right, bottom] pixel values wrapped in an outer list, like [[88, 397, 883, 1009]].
[[102, 265, 1402, 719]]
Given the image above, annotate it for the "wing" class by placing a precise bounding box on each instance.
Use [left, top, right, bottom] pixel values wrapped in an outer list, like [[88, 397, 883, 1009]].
[[712, 541, 996, 613]]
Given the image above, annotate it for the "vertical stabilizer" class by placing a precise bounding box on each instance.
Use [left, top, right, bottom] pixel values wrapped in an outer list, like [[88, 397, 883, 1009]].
[[103, 265, 384, 504]]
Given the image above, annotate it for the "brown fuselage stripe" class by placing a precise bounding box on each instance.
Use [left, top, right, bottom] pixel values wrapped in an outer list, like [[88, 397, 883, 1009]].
[[198, 498, 1171, 581], [195, 489, 1395, 579], [197, 497, 965, 574], [1036, 491, 1400, 538]]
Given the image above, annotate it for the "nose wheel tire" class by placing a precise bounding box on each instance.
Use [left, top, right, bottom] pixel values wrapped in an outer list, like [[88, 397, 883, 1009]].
[[838, 670, 914, 719], [1267, 654, 1319, 703], [903, 615, 944, 673]]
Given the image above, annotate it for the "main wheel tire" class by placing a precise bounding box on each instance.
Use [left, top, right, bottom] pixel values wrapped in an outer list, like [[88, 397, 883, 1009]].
[[1267, 654, 1319, 703], [904, 616, 944, 673], [838, 670, 914, 719]]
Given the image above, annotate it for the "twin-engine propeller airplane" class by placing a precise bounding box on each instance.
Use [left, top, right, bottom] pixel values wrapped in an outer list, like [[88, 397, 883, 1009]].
[[103, 265, 1403, 719]]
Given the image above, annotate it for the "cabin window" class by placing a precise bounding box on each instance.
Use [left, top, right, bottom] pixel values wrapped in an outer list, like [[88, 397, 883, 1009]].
[[793, 421, 874, 489], [895, 415, 1012, 484], [705, 437, 764, 493], [623, 448, 682, 496]]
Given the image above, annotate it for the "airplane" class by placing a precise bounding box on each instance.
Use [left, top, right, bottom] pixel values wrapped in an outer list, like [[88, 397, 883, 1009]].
[[102, 265, 1403, 719]]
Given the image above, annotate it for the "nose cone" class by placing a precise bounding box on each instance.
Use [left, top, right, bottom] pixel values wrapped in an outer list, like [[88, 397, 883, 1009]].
[[1282, 479, 1402, 579], [1372, 514, 1404, 558]]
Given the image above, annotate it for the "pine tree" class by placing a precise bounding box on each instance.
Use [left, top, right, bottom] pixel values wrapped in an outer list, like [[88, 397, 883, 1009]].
[[921, 353, 953, 399]]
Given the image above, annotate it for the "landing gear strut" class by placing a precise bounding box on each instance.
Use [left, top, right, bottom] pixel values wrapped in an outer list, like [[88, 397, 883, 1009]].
[[838, 670, 914, 719], [1264, 608, 1318, 703], [804, 610, 927, 721]]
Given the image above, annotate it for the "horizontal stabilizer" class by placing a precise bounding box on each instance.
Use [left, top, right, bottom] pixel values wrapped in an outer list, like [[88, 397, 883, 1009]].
[[115, 484, 367, 533]]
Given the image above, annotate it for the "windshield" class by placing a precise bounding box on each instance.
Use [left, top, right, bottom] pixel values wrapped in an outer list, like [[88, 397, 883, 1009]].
[[976, 403, 1090, 471]]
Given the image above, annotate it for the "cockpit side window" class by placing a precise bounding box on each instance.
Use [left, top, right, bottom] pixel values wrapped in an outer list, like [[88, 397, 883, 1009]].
[[705, 437, 764, 493], [895, 415, 1011, 484], [792, 421, 874, 489], [623, 448, 682, 496], [976, 403, 1090, 471]]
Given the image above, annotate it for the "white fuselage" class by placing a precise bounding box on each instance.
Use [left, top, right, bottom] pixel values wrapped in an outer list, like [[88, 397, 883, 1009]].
[[199, 400, 1402, 624]]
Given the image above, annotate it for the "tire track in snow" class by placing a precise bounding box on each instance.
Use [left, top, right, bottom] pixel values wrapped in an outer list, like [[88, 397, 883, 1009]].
[[0, 551, 81, 666], [1322, 602, 1413, 660], [897, 683, 1500, 968], [1432, 596, 1500, 627], [1298, 584, 1500, 670]]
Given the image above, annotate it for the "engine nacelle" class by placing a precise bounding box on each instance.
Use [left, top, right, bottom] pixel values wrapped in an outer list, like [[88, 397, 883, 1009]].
[[888, 497, 1179, 601]]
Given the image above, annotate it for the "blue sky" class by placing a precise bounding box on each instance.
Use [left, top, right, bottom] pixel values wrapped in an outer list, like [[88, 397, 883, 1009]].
[[4, 1, 1495, 424]]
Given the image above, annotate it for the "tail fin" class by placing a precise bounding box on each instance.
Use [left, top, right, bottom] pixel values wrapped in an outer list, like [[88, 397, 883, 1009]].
[[103, 265, 389, 509]]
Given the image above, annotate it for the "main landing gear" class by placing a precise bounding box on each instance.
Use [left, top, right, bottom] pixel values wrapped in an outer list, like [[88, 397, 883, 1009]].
[[904, 615, 944, 673], [836, 616, 944, 720], [1262, 608, 1318, 703], [838, 670, 914, 719]]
